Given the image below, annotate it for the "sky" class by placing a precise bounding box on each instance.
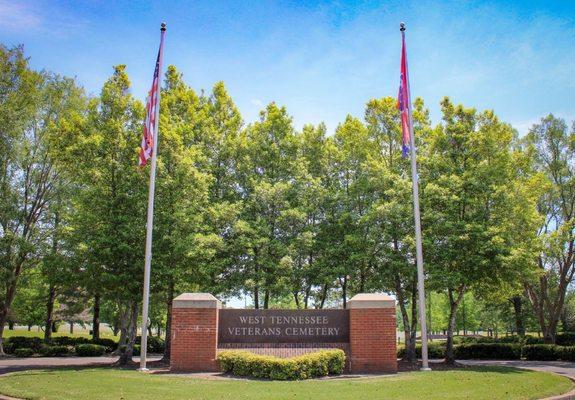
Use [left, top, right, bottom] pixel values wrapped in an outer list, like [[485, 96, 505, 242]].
[[1, 0, 574, 135]]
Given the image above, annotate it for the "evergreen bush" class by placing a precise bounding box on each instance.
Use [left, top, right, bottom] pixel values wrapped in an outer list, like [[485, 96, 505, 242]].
[[14, 348, 34, 357], [75, 344, 106, 357], [39, 345, 70, 357], [454, 343, 521, 360], [523, 344, 561, 361], [217, 349, 345, 380]]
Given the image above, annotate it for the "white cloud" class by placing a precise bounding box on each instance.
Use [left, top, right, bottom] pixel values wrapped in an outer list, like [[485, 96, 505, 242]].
[[512, 113, 575, 136], [0, 0, 42, 31], [250, 98, 263, 107]]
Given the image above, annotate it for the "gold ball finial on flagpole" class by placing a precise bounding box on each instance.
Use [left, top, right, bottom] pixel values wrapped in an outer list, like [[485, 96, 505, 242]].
[[400, 22, 406, 31], [161, 22, 167, 31]]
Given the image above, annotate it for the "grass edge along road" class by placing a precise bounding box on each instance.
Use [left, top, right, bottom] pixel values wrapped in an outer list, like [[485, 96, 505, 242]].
[[2, 330, 118, 340], [0, 367, 572, 400]]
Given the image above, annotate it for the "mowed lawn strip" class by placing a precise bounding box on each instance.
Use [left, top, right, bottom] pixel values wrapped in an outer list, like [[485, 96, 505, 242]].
[[0, 367, 572, 400], [2, 330, 118, 340]]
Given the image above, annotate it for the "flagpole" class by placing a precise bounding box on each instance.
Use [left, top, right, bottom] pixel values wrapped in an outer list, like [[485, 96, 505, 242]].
[[400, 22, 430, 371], [139, 22, 166, 372]]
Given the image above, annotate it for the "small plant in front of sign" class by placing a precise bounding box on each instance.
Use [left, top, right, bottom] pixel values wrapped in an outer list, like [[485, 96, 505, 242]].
[[217, 349, 345, 380]]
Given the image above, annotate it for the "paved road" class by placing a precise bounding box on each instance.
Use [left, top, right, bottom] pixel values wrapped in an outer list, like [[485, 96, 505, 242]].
[[459, 360, 575, 380], [0, 356, 162, 375]]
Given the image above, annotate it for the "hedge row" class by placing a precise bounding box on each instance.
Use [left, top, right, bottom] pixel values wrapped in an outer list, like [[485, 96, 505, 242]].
[[4, 335, 165, 357], [397, 342, 446, 359], [11, 343, 107, 357], [217, 350, 346, 380], [75, 344, 106, 357], [523, 345, 575, 361], [397, 343, 575, 361], [454, 333, 575, 346], [2, 336, 117, 354], [455, 343, 521, 360], [135, 336, 165, 353]]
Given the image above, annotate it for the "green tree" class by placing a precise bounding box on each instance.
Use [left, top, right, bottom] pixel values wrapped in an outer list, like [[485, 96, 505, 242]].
[[235, 103, 298, 308], [286, 123, 329, 309], [10, 270, 45, 330], [0, 45, 85, 353], [152, 66, 211, 360], [363, 97, 428, 362], [524, 115, 575, 343], [63, 65, 146, 365], [422, 98, 539, 363], [324, 115, 373, 308]]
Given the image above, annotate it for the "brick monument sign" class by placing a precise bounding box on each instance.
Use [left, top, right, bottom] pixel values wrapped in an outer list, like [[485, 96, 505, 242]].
[[170, 292, 397, 374]]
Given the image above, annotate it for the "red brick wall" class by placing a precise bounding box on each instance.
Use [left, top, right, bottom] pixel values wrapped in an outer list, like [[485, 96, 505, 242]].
[[170, 296, 397, 374], [349, 307, 397, 373], [170, 307, 219, 372]]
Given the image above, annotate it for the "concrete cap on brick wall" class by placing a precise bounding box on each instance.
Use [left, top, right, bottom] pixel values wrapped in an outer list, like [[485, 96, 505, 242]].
[[348, 293, 395, 309], [173, 293, 221, 309]]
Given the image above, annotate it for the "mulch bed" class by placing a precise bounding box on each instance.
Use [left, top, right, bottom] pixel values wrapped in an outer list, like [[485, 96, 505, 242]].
[[398, 360, 467, 372]]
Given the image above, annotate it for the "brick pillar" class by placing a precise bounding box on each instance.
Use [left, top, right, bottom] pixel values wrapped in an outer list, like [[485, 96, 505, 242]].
[[170, 293, 221, 372], [349, 293, 397, 373]]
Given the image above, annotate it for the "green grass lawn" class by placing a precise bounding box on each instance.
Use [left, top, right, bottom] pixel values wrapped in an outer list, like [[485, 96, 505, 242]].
[[0, 367, 571, 400]]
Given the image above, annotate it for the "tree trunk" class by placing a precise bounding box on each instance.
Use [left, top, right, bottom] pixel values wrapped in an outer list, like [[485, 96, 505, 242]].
[[303, 286, 310, 309], [0, 311, 6, 355], [69, 321, 74, 334], [44, 284, 57, 342], [341, 276, 348, 309], [319, 283, 329, 309], [8, 321, 14, 330], [92, 293, 101, 341], [511, 296, 525, 337], [254, 252, 260, 309], [253, 287, 259, 309], [162, 280, 174, 362], [116, 300, 138, 366], [264, 289, 270, 309], [293, 291, 301, 309], [445, 286, 465, 364], [0, 262, 23, 355], [395, 274, 417, 363]]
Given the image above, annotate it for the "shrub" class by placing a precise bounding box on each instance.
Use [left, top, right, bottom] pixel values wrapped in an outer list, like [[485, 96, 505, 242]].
[[217, 350, 346, 380], [14, 348, 34, 357], [556, 333, 575, 347], [397, 343, 445, 359], [559, 346, 575, 361], [524, 336, 545, 345], [454, 343, 521, 360], [75, 344, 106, 357], [39, 345, 70, 357], [4, 337, 43, 354], [132, 344, 141, 356], [497, 336, 523, 343], [90, 338, 117, 352], [50, 336, 89, 347], [523, 344, 560, 361], [135, 336, 165, 353]]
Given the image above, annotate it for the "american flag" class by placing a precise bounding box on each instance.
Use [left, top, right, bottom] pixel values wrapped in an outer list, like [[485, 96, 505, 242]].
[[139, 50, 161, 167], [398, 29, 411, 158]]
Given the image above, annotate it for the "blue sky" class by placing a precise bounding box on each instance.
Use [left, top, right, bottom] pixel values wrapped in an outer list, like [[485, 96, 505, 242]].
[[1, 0, 574, 135]]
